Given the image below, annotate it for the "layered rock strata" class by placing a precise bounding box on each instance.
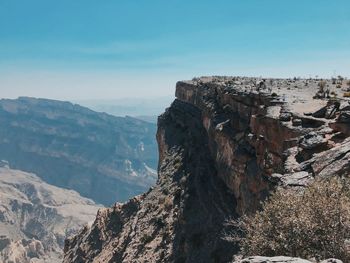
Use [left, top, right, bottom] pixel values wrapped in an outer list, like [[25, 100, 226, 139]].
[[64, 77, 350, 262]]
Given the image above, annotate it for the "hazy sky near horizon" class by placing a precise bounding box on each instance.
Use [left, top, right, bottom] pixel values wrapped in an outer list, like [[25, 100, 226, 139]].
[[1, 0, 350, 100]]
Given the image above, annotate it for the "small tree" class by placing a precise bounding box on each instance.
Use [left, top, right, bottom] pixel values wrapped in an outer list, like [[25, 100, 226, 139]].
[[230, 178, 350, 262]]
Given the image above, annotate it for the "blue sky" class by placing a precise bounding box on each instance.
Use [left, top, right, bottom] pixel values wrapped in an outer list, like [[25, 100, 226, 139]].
[[0, 0, 349, 100]]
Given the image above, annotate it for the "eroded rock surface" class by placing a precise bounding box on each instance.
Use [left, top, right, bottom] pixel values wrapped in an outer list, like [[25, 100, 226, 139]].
[[64, 77, 350, 262], [0, 164, 100, 262], [64, 99, 238, 263]]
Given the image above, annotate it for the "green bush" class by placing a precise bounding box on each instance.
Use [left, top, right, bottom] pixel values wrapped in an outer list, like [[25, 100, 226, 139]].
[[231, 178, 350, 261]]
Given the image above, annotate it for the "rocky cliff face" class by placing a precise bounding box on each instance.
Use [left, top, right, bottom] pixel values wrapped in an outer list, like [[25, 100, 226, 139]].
[[64, 77, 350, 262], [0, 97, 158, 205], [0, 162, 100, 263]]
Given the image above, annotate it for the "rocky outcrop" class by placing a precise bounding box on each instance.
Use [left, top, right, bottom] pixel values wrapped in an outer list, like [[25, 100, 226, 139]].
[[0, 97, 158, 205], [174, 77, 350, 214], [0, 238, 53, 263], [0, 164, 100, 262], [64, 77, 350, 262], [64, 99, 238, 263]]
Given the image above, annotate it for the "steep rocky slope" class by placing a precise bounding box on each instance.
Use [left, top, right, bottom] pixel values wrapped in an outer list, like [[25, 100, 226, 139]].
[[0, 97, 158, 205], [234, 256, 341, 263], [64, 77, 350, 262], [0, 161, 100, 263]]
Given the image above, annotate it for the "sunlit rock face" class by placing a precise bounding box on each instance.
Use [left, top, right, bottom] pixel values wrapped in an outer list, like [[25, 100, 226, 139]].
[[64, 77, 350, 262], [0, 97, 158, 205], [175, 76, 350, 214]]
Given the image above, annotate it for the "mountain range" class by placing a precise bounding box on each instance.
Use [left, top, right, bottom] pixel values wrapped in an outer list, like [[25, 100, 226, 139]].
[[0, 97, 158, 205]]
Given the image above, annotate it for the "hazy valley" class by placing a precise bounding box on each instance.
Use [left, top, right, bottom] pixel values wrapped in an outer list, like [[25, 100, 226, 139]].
[[0, 97, 158, 205], [0, 97, 160, 261]]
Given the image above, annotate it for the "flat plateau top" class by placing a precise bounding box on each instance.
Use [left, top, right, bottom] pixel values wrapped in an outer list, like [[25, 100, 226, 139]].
[[183, 76, 350, 117]]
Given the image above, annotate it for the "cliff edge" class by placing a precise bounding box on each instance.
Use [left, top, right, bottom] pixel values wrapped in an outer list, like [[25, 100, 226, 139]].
[[64, 76, 350, 263]]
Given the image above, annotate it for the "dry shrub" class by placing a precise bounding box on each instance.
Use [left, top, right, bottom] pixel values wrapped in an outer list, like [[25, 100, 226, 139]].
[[318, 80, 326, 93], [314, 81, 327, 98], [164, 196, 173, 211], [343, 92, 350, 98], [233, 178, 350, 261]]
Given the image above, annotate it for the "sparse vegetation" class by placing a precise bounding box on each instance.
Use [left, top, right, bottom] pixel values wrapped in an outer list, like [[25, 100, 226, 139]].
[[164, 196, 173, 211], [229, 178, 350, 262], [314, 80, 328, 98], [173, 157, 182, 170], [158, 195, 173, 211], [318, 80, 326, 92], [158, 196, 165, 205], [153, 217, 166, 228]]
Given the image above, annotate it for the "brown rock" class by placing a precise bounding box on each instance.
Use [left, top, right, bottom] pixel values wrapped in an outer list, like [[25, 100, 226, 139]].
[[63, 76, 350, 263]]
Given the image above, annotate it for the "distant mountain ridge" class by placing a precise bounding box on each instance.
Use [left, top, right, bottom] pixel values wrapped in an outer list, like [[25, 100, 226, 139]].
[[0, 97, 158, 205], [76, 96, 173, 118]]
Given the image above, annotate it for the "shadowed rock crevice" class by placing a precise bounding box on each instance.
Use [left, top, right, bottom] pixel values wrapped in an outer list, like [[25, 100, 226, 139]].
[[64, 98, 239, 263]]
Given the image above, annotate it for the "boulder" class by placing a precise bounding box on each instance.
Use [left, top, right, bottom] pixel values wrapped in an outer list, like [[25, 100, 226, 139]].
[[312, 101, 340, 119], [312, 106, 327, 118], [299, 132, 326, 150], [329, 111, 350, 135], [292, 118, 302, 126], [279, 112, 292, 122], [338, 111, 350, 123], [280, 171, 313, 187], [325, 104, 338, 119]]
